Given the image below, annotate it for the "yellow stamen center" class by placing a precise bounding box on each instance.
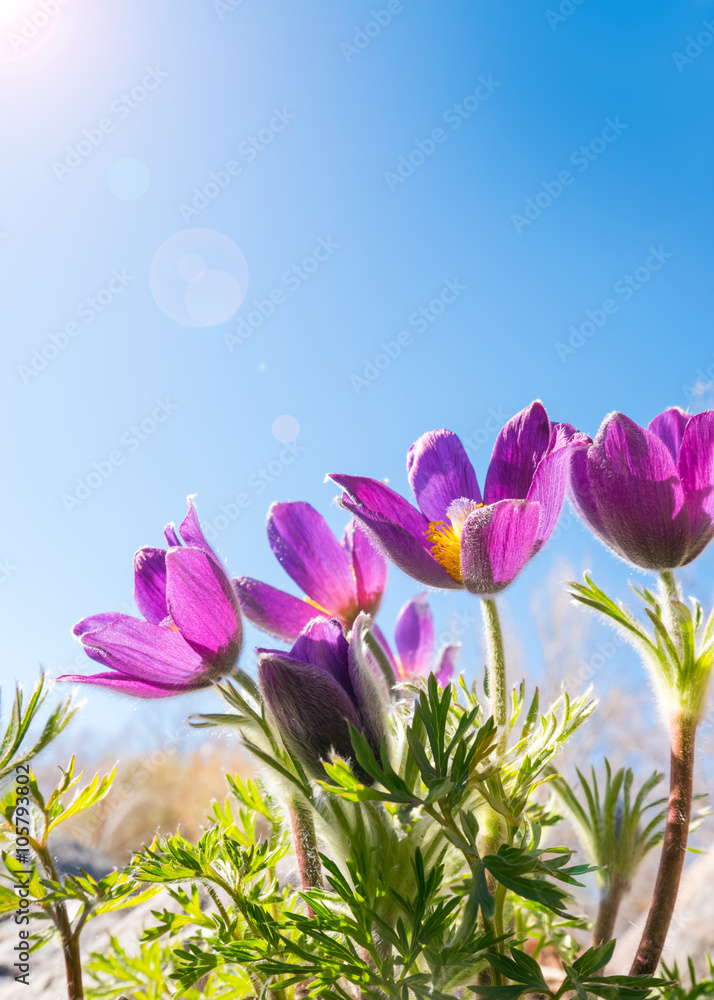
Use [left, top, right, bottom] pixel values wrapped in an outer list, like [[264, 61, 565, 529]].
[[426, 498, 483, 584]]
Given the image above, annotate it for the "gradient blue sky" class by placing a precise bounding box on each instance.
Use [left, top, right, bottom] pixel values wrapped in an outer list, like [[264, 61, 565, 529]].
[[2, 0, 714, 755]]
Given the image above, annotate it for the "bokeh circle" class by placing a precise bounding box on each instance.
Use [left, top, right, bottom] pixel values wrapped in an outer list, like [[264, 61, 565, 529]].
[[108, 158, 151, 200], [150, 229, 249, 328], [272, 415, 301, 443]]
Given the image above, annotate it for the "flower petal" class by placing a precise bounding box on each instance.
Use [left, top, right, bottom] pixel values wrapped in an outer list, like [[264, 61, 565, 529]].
[[394, 594, 434, 679], [258, 652, 362, 779], [267, 502, 358, 621], [348, 614, 390, 758], [678, 410, 714, 562], [461, 499, 542, 595], [166, 547, 242, 671], [77, 615, 205, 684], [164, 523, 180, 547], [329, 474, 432, 544], [585, 413, 688, 569], [339, 494, 462, 589], [484, 401, 552, 504], [290, 617, 354, 699], [233, 576, 318, 644], [56, 671, 190, 698], [406, 430, 481, 521], [73, 613, 123, 638], [527, 423, 589, 546], [178, 496, 216, 557], [433, 644, 460, 686], [649, 408, 691, 463], [133, 547, 168, 624], [342, 521, 387, 616]]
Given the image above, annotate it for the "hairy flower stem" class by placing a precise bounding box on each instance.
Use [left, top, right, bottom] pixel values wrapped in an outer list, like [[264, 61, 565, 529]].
[[289, 799, 323, 910], [481, 598, 508, 752], [35, 844, 84, 1000], [629, 712, 696, 975], [592, 875, 628, 946]]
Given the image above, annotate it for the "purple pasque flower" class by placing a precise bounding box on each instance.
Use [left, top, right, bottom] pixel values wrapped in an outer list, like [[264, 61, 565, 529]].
[[257, 614, 389, 781], [391, 594, 459, 685], [234, 501, 387, 643], [330, 402, 586, 597], [569, 407, 714, 570], [59, 497, 242, 698]]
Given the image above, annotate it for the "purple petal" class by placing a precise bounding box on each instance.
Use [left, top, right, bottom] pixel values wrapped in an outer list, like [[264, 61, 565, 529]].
[[370, 623, 399, 686], [166, 547, 242, 671], [348, 614, 390, 757], [73, 613, 123, 638], [568, 444, 607, 536], [178, 496, 216, 557], [649, 408, 691, 463], [258, 652, 363, 778], [56, 672, 191, 698], [233, 576, 318, 643], [329, 474, 432, 545], [77, 615, 205, 684], [342, 521, 387, 616], [164, 523, 180, 548], [406, 430, 481, 521], [433, 644, 460, 686], [267, 502, 358, 621], [678, 410, 714, 562], [339, 495, 463, 590], [461, 499, 542, 595], [394, 594, 434, 679], [289, 617, 354, 698], [133, 547, 168, 624], [484, 401, 552, 505], [527, 423, 589, 547], [586, 413, 688, 569]]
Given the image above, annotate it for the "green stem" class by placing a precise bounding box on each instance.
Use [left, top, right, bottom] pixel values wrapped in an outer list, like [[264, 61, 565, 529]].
[[592, 875, 628, 946], [288, 799, 323, 912], [36, 844, 84, 1000], [629, 712, 696, 976], [481, 598, 508, 750]]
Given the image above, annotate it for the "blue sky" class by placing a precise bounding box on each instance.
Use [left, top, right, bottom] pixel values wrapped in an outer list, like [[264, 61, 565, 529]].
[[2, 0, 714, 755]]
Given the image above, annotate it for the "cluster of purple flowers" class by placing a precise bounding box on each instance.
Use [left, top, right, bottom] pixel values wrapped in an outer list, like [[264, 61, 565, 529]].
[[60, 402, 714, 774]]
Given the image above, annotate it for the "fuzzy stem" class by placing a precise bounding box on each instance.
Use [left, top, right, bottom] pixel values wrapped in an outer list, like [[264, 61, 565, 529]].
[[629, 713, 696, 976], [36, 844, 84, 1000], [592, 875, 628, 947], [481, 598, 508, 750], [289, 799, 323, 904]]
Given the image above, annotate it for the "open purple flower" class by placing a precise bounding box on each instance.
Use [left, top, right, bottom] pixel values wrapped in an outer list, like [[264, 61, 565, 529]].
[[330, 402, 586, 596], [569, 408, 714, 570], [391, 594, 459, 685], [258, 614, 389, 780], [59, 497, 242, 698], [234, 501, 387, 643]]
